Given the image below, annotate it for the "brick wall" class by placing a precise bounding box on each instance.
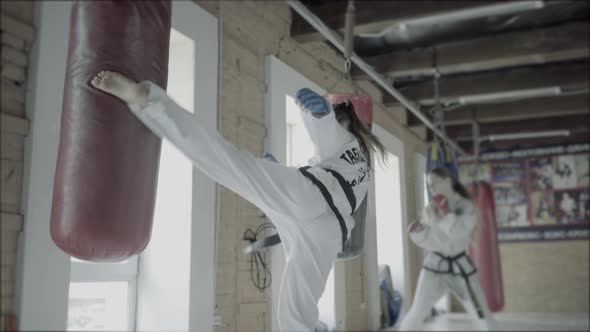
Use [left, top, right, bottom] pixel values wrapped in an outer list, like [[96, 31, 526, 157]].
[[451, 240, 589, 314], [500, 240, 589, 312], [0, 1, 34, 329]]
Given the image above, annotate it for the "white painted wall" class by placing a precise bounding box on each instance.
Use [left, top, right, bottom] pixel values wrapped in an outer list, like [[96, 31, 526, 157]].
[[16, 2, 73, 330], [185, 4, 218, 331]]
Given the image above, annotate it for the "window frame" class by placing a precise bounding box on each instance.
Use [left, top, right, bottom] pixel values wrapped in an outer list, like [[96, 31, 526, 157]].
[[68, 257, 139, 331]]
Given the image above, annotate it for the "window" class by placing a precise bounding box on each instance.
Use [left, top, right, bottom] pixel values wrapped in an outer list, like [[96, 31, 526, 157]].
[[67, 258, 138, 331], [67, 282, 131, 330], [285, 95, 314, 167], [374, 151, 404, 294]]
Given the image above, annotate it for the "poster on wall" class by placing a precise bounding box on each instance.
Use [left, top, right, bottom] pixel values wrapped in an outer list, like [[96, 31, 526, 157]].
[[459, 163, 491, 184], [575, 154, 590, 186], [553, 155, 577, 189], [530, 191, 556, 225], [529, 158, 553, 190], [492, 161, 525, 182], [493, 182, 527, 206], [459, 143, 590, 242]]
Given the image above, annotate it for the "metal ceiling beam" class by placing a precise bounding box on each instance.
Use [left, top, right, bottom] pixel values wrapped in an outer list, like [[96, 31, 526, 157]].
[[386, 61, 589, 106], [359, 1, 544, 38], [408, 93, 590, 127], [352, 22, 590, 80], [291, 0, 506, 43], [480, 130, 571, 142], [442, 93, 590, 126], [287, 0, 468, 156], [445, 114, 590, 139], [455, 130, 590, 152]]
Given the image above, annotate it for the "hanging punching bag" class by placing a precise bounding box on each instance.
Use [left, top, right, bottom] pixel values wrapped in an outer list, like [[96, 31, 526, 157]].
[[50, 1, 172, 262], [468, 181, 505, 312]]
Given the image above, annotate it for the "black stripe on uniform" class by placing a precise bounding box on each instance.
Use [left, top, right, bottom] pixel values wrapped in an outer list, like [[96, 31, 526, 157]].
[[325, 169, 356, 214], [299, 166, 348, 250]]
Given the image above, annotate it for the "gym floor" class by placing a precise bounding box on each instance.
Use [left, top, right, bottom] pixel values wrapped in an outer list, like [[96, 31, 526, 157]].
[[385, 312, 590, 331]]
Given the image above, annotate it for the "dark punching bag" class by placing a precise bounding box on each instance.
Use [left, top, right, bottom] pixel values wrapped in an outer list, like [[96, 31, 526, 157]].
[[50, 1, 172, 262]]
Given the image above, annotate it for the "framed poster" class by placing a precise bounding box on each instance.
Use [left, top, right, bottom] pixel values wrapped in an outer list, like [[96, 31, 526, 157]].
[[459, 143, 590, 242]]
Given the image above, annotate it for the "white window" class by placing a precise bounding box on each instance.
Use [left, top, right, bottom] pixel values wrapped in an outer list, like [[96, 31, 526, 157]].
[[67, 258, 138, 331], [374, 150, 404, 294], [285, 95, 315, 167]]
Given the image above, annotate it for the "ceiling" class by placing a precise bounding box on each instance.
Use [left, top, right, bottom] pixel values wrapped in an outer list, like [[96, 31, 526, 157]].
[[290, 0, 590, 153]]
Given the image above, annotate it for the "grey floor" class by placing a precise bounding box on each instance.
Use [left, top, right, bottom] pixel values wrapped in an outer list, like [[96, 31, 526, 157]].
[[385, 312, 590, 331]]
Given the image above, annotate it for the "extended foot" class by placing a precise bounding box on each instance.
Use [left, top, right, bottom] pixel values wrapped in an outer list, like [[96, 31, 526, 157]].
[[91, 70, 147, 105]]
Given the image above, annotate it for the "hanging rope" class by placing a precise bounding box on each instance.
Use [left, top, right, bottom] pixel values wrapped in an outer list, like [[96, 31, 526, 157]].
[[471, 120, 481, 185], [343, 0, 355, 78], [432, 48, 445, 140]]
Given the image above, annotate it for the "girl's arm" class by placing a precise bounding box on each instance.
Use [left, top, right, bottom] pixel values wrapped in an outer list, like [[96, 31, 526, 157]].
[[409, 200, 477, 252]]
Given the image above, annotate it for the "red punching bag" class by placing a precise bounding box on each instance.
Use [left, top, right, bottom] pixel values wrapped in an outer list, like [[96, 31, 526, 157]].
[[468, 181, 505, 312], [50, 1, 172, 262]]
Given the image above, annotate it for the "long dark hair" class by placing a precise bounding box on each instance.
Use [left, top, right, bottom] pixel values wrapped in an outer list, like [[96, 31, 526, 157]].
[[429, 166, 481, 243], [429, 167, 471, 200], [333, 101, 386, 169]]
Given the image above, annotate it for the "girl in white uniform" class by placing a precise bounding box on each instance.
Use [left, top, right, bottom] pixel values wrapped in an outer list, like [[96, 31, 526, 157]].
[[90, 71, 384, 331], [399, 167, 497, 331]]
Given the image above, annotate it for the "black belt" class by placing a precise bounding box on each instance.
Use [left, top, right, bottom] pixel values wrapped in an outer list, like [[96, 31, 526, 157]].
[[423, 251, 484, 318], [423, 251, 477, 276], [242, 167, 356, 254]]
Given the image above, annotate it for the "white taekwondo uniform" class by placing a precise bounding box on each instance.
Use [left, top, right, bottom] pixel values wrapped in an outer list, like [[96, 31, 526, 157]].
[[400, 197, 497, 331], [127, 82, 370, 331]]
